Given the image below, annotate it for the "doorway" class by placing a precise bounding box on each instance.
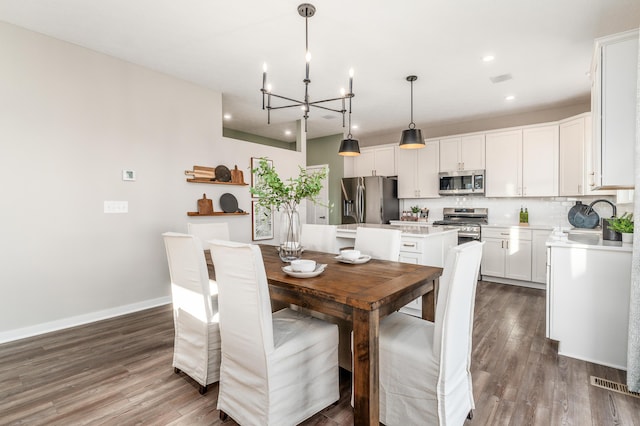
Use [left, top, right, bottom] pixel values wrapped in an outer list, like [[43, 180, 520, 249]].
[[306, 164, 329, 225]]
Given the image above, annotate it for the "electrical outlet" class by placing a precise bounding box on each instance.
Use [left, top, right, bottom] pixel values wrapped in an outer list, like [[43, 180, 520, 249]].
[[104, 201, 128, 213]]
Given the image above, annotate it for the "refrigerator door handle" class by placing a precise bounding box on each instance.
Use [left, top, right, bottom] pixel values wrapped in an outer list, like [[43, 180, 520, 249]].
[[357, 177, 365, 223]]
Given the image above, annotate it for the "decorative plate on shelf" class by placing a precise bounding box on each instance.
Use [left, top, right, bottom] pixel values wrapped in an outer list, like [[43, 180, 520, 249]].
[[220, 193, 238, 213], [214, 165, 231, 182]]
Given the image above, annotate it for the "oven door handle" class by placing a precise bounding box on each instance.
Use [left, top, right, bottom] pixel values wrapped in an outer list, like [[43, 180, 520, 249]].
[[457, 232, 480, 238]]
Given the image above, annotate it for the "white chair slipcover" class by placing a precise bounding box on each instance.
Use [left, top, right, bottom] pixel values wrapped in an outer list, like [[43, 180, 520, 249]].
[[376, 240, 484, 425], [209, 239, 340, 426], [187, 222, 230, 250], [300, 223, 338, 253], [354, 227, 402, 261], [162, 232, 221, 394]]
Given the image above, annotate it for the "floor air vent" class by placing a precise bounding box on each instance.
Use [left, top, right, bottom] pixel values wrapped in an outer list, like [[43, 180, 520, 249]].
[[590, 376, 640, 399]]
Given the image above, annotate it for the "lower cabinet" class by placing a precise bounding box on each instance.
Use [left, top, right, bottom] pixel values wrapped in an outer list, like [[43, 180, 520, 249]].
[[399, 231, 458, 316], [481, 227, 533, 283], [531, 230, 552, 283]]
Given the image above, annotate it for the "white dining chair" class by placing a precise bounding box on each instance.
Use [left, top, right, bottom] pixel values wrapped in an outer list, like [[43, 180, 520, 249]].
[[300, 223, 338, 253], [162, 232, 221, 394], [376, 240, 484, 425], [209, 239, 340, 425], [187, 222, 230, 250], [354, 226, 402, 261]]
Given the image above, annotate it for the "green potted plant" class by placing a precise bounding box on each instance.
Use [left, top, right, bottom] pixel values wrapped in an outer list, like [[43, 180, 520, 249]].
[[250, 158, 328, 261], [607, 212, 634, 243], [409, 206, 420, 221]]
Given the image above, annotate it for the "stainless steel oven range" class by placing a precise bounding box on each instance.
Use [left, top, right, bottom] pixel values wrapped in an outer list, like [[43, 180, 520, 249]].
[[433, 207, 488, 244]]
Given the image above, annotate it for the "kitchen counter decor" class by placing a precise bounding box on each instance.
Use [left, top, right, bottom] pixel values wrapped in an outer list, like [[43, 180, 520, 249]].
[[250, 157, 328, 261]]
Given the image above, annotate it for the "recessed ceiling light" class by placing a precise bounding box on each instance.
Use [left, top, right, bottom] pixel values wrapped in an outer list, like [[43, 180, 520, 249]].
[[284, 130, 292, 136], [505, 95, 516, 101], [482, 55, 495, 62], [351, 124, 359, 130], [223, 113, 232, 120]]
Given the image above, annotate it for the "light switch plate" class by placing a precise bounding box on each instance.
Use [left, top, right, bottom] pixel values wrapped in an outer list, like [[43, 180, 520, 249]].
[[104, 201, 128, 213], [122, 170, 136, 181]]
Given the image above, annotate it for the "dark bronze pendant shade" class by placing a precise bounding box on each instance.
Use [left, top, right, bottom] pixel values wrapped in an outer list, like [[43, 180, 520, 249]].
[[399, 75, 425, 149], [338, 137, 360, 156]]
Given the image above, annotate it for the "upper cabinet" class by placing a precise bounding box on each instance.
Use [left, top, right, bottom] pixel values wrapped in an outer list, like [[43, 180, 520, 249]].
[[522, 124, 559, 197], [439, 134, 485, 172], [559, 115, 587, 196], [591, 29, 638, 189], [485, 125, 558, 197], [397, 140, 440, 199], [344, 144, 396, 178], [485, 130, 522, 197]]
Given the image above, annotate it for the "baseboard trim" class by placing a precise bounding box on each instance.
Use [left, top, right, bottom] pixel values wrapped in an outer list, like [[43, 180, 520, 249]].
[[481, 276, 546, 290], [0, 296, 172, 344]]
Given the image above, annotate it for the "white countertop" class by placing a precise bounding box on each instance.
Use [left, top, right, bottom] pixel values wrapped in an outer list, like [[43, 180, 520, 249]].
[[484, 224, 554, 231], [545, 228, 632, 252], [337, 223, 458, 238]]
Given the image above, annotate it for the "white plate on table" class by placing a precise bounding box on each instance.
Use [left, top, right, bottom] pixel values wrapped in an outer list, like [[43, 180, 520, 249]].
[[282, 264, 327, 278], [335, 254, 372, 264]]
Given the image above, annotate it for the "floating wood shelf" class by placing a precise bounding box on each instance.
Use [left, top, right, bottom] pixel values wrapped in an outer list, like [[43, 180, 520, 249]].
[[187, 212, 249, 217], [186, 178, 248, 185]]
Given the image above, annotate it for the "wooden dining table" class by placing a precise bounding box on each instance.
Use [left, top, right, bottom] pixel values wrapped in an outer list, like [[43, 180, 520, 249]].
[[257, 246, 443, 426]]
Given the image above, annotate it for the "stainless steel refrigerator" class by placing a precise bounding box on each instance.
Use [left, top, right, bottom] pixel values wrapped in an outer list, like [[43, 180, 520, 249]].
[[341, 176, 399, 224]]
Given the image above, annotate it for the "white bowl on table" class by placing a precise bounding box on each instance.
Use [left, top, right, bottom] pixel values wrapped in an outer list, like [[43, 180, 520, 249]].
[[340, 249, 361, 261], [290, 259, 317, 273]]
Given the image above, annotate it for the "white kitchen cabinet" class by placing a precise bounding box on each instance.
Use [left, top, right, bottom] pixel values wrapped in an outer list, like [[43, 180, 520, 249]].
[[591, 29, 638, 189], [522, 124, 558, 197], [354, 145, 396, 177], [531, 230, 551, 284], [397, 140, 439, 198], [397, 230, 458, 316], [486, 125, 558, 197], [559, 115, 587, 196], [485, 130, 522, 197], [481, 227, 532, 282], [439, 134, 485, 172], [547, 241, 631, 368]]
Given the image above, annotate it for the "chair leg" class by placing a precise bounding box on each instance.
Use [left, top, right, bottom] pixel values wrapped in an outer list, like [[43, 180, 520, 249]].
[[173, 367, 181, 374], [219, 410, 228, 421], [198, 384, 208, 395], [467, 409, 474, 420]]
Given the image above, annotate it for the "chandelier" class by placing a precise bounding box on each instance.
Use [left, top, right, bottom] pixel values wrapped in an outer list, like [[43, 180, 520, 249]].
[[260, 3, 354, 132]]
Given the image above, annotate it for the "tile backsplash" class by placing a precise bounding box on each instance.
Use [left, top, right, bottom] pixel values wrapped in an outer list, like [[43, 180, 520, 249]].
[[400, 193, 632, 228]]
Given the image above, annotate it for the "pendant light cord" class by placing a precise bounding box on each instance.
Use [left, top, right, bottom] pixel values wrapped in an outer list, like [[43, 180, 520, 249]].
[[409, 78, 416, 129]]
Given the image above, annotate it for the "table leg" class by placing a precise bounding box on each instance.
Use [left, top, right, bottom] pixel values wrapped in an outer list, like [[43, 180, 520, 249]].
[[352, 308, 380, 426], [422, 278, 439, 321]]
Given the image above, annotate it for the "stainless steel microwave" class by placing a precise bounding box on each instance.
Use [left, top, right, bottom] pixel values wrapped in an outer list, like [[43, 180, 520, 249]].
[[438, 170, 485, 195]]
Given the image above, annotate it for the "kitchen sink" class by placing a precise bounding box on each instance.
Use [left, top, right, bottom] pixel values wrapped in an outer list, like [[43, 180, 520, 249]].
[[566, 228, 602, 244]]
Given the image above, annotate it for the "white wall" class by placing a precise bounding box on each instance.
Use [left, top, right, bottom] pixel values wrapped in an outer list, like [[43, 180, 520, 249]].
[[0, 22, 304, 342]]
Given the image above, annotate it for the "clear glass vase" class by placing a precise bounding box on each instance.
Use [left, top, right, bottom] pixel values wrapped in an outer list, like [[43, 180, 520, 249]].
[[279, 206, 302, 262]]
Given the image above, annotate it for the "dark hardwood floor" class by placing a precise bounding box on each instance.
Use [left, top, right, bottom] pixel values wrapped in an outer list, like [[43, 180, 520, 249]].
[[1, 281, 639, 425]]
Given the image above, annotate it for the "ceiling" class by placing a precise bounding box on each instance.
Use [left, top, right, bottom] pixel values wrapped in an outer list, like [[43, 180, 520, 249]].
[[1, 0, 639, 143]]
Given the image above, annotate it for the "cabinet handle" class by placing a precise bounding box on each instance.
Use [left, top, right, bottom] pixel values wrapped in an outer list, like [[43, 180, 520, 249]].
[[506, 240, 509, 250], [500, 232, 510, 236], [501, 241, 504, 249], [403, 243, 416, 248]]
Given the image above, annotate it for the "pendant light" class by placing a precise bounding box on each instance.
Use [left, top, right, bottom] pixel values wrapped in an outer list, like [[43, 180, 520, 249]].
[[399, 75, 425, 149], [339, 72, 360, 156]]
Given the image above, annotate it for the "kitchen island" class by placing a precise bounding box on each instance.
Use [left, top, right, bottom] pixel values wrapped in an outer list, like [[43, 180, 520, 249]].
[[336, 223, 458, 316], [546, 229, 632, 369]]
